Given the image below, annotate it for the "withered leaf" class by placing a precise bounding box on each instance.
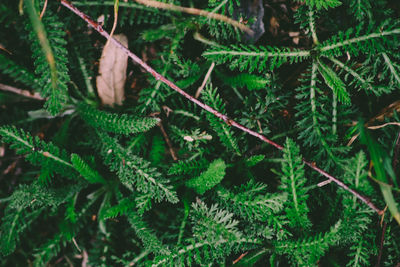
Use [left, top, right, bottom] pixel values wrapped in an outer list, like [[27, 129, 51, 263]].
[[96, 34, 128, 106]]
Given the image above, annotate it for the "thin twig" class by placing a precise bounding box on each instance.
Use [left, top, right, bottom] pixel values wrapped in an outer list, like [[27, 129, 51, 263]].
[[105, 0, 119, 49], [317, 179, 332, 187], [158, 122, 178, 161], [60, 0, 383, 215], [193, 32, 223, 48], [0, 44, 12, 54], [0, 83, 44, 100], [368, 122, 400, 130], [195, 62, 215, 98], [81, 250, 89, 267], [376, 213, 387, 267], [232, 252, 248, 265], [392, 131, 400, 175], [40, 0, 49, 19], [347, 122, 400, 146], [133, 0, 254, 36]]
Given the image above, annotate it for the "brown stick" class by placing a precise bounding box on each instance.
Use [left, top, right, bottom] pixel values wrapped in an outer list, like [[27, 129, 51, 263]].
[[133, 0, 254, 36], [375, 207, 388, 267], [158, 122, 178, 161], [59, 0, 383, 214], [0, 83, 44, 100], [195, 62, 215, 99]]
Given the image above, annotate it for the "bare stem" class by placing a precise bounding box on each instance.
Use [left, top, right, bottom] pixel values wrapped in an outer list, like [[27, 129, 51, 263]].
[[59, 0, 383, 215], [0, 83, 44, 100], [158, 122, 178, 161], [133, 0, 253, 35], [39, 0, 48, 19], [195, 62, 215, 98]]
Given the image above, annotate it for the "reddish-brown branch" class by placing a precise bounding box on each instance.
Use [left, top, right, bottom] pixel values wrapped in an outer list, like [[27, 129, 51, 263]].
[[158, 122, 178, 161], [375, 221, 387, 267], [60, 0, 383, 215]]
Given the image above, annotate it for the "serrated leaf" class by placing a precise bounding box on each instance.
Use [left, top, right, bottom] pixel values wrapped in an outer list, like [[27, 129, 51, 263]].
[[186, 159, 226, 195], [317, 59, 350, 104], [71, 153, 106, 184]]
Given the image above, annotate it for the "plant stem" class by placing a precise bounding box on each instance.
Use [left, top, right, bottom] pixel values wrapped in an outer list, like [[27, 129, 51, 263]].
[[59, 0, 383, 215], [133, 0, 253, 35], [158, 122, 178, 161], [195, 62, 215, 98], [0, 83, 44, 100]]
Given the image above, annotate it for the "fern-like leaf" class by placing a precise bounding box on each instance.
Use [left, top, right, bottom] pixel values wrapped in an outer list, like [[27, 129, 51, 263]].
[[0, 125, 76, 180], [78, 103, 159, 135], [101, 196, 135, 219], [0, 206, 43, 256], [217, 180, 286, 222], [186, 159, 226, 195], [190, 200, 243, 247], [25, 2, 70, 115], [126, 210, 171, 256], [97, 132, 178, 203], [216, 71, 270, 91], [275, 220, 341, 266], [168, 158, 209, 176], [297, 0, 342, 10], [71, 153, 106, 184], [278, 138, 311, 230], [202, 84, 241, 155], [319, 20, 400, 58], [203, 45, 310, 72], [149, 134, 165, 165], [317, 59, 350, 104], [0, 54, 39, 90]]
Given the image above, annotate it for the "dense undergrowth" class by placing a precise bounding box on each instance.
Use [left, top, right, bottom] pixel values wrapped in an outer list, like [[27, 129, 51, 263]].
[[1, 0, 400, 266]]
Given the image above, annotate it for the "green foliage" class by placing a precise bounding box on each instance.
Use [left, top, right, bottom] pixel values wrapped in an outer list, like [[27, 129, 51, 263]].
[[25, 2, 70, 115], [101, 195, 136, 219], [168, 158, 209, 176], [0, 126, 77, 180], [216, 71, 271, 91], [71, 153, 106, 184], [317, 59, 350, 104], [78, 103, 160, 135], [0, 54, 38, 90], [319, 21, 400, 58], [203, 45, 310, 72], [202, 84, 241, 155], [1, 0, 400, 265], [217, 180, 286, 222], [278, 138, 311, 230], [295, 62, 350, 169], [274, 220, 341, 266], [0, 206, 43, 256], [97, 132, 178, 204], [125, 210, 171, 256], [149, 134, 165, 165], [298, 0, 342, 10], [186, 158, 226, 194], [345, 0, 372, 21]]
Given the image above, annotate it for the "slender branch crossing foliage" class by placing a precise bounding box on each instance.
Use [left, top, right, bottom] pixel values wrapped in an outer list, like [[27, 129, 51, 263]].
[[1, 0, 400, 266]]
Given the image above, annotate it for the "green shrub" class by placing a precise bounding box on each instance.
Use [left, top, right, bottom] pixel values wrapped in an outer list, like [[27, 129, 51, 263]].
[[0, 0, 400, 266]]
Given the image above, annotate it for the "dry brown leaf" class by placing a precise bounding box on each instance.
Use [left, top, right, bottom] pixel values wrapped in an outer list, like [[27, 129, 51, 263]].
[[96, 34, 128, 106], [269, 16, 280, 36]]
